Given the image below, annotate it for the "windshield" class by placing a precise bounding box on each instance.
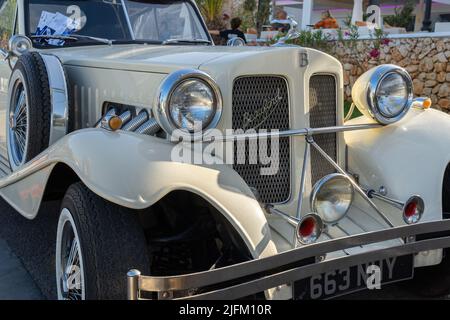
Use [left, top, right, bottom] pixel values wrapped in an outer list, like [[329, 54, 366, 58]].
[[25, 0, 210, 46]]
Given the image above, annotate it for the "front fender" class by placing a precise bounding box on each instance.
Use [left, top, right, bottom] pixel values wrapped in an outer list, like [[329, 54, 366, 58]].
[[0, 129, 277, 261], [345, 108, 450, 224]]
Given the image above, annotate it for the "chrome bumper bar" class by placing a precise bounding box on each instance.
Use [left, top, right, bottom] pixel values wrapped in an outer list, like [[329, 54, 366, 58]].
[[127, 219, 450, 300]]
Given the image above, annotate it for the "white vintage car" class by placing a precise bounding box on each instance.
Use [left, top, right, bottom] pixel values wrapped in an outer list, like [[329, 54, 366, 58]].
[[0, 0, 450, 300]]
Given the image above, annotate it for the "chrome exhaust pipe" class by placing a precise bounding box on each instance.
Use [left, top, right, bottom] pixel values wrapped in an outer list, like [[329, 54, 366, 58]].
[[96, 107, 116, 128], [136, 118, 160, 135], [119, 110, 132, 127], [122, 111, 148, 131]]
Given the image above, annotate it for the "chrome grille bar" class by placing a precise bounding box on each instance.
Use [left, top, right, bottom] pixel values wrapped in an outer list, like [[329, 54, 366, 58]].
[[128, 219, 450, 299], [202, 124, 381, 142]]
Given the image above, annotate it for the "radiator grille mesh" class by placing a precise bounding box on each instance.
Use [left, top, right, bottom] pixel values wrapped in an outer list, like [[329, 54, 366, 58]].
[[232, 76, 291, 203], [309, 75, 338, 185]]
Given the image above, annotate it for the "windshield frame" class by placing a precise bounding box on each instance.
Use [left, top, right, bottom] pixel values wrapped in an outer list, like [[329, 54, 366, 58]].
[[23, 0, 212, 48]]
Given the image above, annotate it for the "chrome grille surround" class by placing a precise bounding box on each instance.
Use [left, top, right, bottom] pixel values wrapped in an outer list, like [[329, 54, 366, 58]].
[[232, 76, 291, 204], [309, 75, 338, 185]]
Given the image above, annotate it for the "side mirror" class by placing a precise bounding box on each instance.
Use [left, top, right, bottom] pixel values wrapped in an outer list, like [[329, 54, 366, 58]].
[[227, 37, 246, 47], [8, 35, 33, 57]]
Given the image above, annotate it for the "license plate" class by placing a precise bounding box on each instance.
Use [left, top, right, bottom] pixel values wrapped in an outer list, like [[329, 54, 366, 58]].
[[293, 255, 414, 300]]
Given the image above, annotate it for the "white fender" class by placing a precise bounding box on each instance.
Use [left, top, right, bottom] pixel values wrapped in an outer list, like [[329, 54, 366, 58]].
[[345, 108, 450, 266], [0, 129, 278, 261], [345, 108, 450, 223]]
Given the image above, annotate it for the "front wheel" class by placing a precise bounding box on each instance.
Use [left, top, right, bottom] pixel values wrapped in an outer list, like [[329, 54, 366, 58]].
[[55, 182, 150, 300]]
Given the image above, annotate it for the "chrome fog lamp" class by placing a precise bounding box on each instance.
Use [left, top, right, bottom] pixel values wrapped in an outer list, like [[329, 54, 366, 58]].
[[402, 195, 424, 225], [8, 35, 32, 57], [352, 65, 413, 125], [310, 173, 354, 224], [155, 69, 222, 137], [296, 213, 323, 244]]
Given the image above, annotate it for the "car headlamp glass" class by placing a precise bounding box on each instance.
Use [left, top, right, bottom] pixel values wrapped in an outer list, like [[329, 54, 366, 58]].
[[352, 65, 413, 125], [169, 79, 216, 132], [155, 69, 222, 137], [375, 72, 410, 118], [310, 174, 354, 224]]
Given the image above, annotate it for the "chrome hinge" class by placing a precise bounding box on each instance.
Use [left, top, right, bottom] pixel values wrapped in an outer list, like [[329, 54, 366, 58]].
[[299, 52, 309, 67]]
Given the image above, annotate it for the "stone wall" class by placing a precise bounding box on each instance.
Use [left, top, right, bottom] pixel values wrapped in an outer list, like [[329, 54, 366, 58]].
[[331, 37, 450, 111]]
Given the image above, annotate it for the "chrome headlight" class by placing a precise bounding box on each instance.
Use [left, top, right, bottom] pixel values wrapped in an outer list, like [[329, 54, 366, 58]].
[[310, 173, 354, 224], [352, 65, 413, 125], [155, 69, 222, 136], [8, 35, 32, 57]]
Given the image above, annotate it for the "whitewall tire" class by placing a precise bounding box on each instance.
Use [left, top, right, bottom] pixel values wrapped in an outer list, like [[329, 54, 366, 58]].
[[55, 182, 150, 300], [56, 208, 86, 300]]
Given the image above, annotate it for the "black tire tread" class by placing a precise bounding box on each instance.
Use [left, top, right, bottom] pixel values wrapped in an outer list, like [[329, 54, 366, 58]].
[[60, 182, 150, 300], [13, 52, 51, 162]]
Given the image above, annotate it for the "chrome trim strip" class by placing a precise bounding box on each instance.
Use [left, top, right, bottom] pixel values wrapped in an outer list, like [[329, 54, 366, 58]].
[[295, 142, 309, 219], [130, 220, 450, 299], [267, 205, 299, 227], [203, 123, 381, 142], [40, 54, 69, 145], [366, 189, 404, 209], [120, 0, 136, 40]]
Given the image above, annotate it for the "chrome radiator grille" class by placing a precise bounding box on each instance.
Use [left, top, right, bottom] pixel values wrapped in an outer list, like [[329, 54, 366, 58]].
[[309, 75, 337, 185], [232, 76, 291, 204]]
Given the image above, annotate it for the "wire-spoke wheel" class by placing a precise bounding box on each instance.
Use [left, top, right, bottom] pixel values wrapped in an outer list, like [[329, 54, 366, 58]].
[[56, 182, 150, 300], [56, 208, 86, 300], [8, 83, 29, 168]]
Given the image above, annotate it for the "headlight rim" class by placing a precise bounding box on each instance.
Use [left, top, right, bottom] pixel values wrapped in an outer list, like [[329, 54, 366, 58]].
[[310, 173, 355, 224], [367, 64, 414, 125], [155, 69, 223, 138]]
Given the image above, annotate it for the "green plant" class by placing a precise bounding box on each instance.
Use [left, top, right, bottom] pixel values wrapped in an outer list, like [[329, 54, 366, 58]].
[[343, 12, 370, 28], [337, 24, 359, 49], [243, 0, 256, 12], [384, 0, 415, 30], [344, 101, 362, 120], [372, 28, 388, 49], [343, 15, 352, 28], [236, 9, 256, 32], [0, 0, 16, 49], [236, 0, 257, 32], [196, 0, 224, 29], [284, 30, 332, 52], [256, 0, 271, 33]]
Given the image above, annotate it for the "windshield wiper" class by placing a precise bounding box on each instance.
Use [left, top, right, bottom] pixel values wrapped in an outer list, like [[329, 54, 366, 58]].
[[162, 38, 211, 45], [31, 34, 113, 45]]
